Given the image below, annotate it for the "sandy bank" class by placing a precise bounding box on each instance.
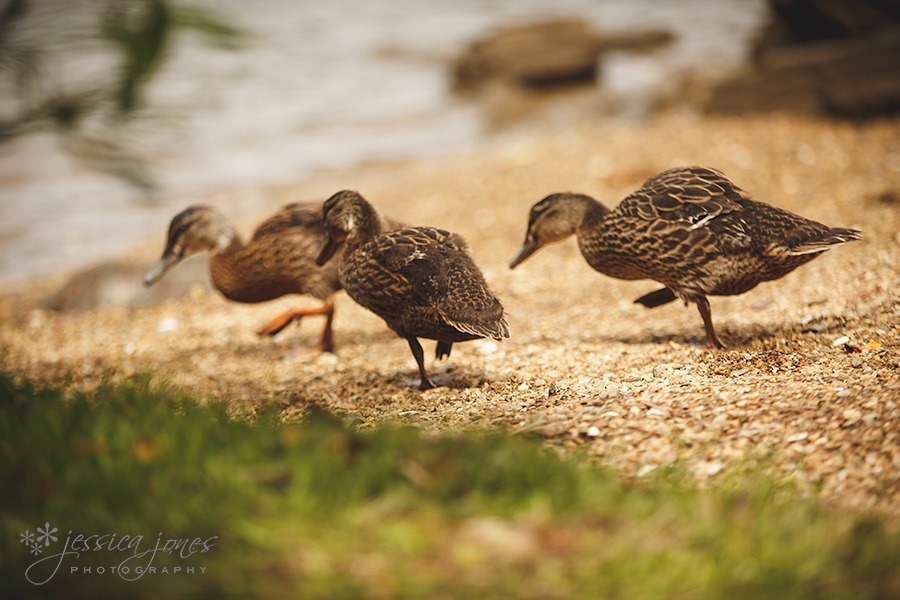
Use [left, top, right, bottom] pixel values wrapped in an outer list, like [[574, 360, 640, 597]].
[[2, 112, 898, 512]]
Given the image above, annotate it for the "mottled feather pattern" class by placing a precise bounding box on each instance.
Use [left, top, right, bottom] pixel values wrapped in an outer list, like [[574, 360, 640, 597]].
[[252, 202, 327, 242], [622, 167, 744, 227], [340, 226, 509, 342], [211, 203, 341, 303], [580, 166, 861, 300]]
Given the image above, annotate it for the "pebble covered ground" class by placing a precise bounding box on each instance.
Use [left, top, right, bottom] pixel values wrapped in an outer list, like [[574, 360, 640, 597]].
[[2, 113, 898, 513]]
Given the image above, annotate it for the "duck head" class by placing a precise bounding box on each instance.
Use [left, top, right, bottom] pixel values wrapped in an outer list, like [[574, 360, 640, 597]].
[[509, 193, 594, 269], [144, 205, 233, 286], [316, 190, 378, 265]]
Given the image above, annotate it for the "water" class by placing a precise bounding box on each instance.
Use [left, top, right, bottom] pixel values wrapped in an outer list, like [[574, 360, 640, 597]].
[[0, 0, 766, 289]]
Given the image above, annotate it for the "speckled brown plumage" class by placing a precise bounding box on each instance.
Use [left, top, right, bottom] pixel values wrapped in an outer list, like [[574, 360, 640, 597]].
[[144, 202, 389, 352], [316, 190, 510, 390], [510, 166, 862, 348]]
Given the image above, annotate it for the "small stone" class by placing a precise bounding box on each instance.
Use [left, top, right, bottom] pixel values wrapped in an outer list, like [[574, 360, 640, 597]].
[[316, 353, 339, 365], [705, 461, 725, 476], [786, 432, 809, 443], [457, 517, 538, 563], [850, 355, 864, 368], [637, 464, 657, 477], [27, 310, 46, 329], [476, 340, 500, 355], [752, 298, 772, 310], [534, 423, 566, 437], [157, 318, 178, 333], [587, 425, 601, 437], [841, 408, 862, 425], [710, 414, 729, 428], [343, 413, 366, 427]]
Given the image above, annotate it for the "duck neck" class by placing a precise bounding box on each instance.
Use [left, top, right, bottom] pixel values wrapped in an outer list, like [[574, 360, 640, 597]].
[[577, 196, 612, 233], [208, 231, 264, 302], [344, 204, 383, 254]]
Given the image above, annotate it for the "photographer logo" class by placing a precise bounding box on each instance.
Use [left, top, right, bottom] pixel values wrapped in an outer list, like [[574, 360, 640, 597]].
[[18, 521, 217, 585]]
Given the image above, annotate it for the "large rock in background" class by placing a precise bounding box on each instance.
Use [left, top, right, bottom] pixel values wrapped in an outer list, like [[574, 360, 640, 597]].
[[42, 256, 210, 313], [755, 0, 900, 44], [452, 19, 673, 92], [705, 0, 900, 117]]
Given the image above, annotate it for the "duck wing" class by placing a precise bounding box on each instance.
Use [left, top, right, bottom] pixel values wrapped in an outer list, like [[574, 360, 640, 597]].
[[238, 202, 341, 300], [621, 166, 863, 256], [616, 166, 766, 252], [357, 227, 509, 339], [621, 167, 744, 225], [249, 203, 325, 252]]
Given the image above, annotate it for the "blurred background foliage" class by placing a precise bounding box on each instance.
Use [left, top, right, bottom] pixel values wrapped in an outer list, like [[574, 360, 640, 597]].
[[0, 0, 241, 190]]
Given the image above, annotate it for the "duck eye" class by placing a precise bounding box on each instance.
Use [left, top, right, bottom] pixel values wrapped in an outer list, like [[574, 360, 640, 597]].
[[532, 209, 556, 227], [173, 222, 190, 238]]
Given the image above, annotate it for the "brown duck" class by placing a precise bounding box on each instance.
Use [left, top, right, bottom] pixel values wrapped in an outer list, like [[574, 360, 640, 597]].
[[144, 202, 395, 352], [316, 190, 510, 390], [510, 166, 861, 348]]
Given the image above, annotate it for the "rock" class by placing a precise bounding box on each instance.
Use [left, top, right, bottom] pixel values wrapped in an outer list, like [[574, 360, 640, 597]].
[[705, 1, 900, 118], [41, 256, 211, 312], [841, 408, 862, 426], [451, 19, 674, 92], [456, 517, 538, 563], [705, 30, 900, 117], [157, 318, 179, 333], [757, 0, 900, 47], [475, 339, 500, 355], [601, 29, 675, 54], [453, 20, 603, 91], [636, 464, 658, 477]]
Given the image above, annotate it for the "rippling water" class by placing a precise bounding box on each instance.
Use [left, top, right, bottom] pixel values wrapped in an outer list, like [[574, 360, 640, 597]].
[[0, 0, 765, 288]]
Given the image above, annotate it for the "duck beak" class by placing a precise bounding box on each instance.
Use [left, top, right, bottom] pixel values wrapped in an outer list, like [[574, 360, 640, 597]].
[[509, 237, 540, 269], [143, 252, 181, 286], [315, 233, 338, 266]]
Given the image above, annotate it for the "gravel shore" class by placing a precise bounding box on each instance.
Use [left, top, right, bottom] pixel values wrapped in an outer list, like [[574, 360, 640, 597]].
[[2, 112, 898, 513]]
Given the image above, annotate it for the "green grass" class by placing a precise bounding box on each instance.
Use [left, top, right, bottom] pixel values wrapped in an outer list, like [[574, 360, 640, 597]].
[[0, 372, 897, 599]]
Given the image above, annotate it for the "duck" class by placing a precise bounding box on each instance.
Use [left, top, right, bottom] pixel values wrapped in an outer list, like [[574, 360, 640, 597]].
[[509, 166, 862, 348], [144, 202, 396, 353], [315, 190, 510, 390]]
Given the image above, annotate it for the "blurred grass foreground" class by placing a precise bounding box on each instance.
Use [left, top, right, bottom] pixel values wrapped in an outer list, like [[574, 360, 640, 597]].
[[1, 372, 898, 599]]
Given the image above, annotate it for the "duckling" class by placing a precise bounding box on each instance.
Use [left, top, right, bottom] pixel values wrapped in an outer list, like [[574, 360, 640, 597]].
[[316, 190, 509, 390], [144, 202, 396, 352], [510, 166, 861, 348]]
